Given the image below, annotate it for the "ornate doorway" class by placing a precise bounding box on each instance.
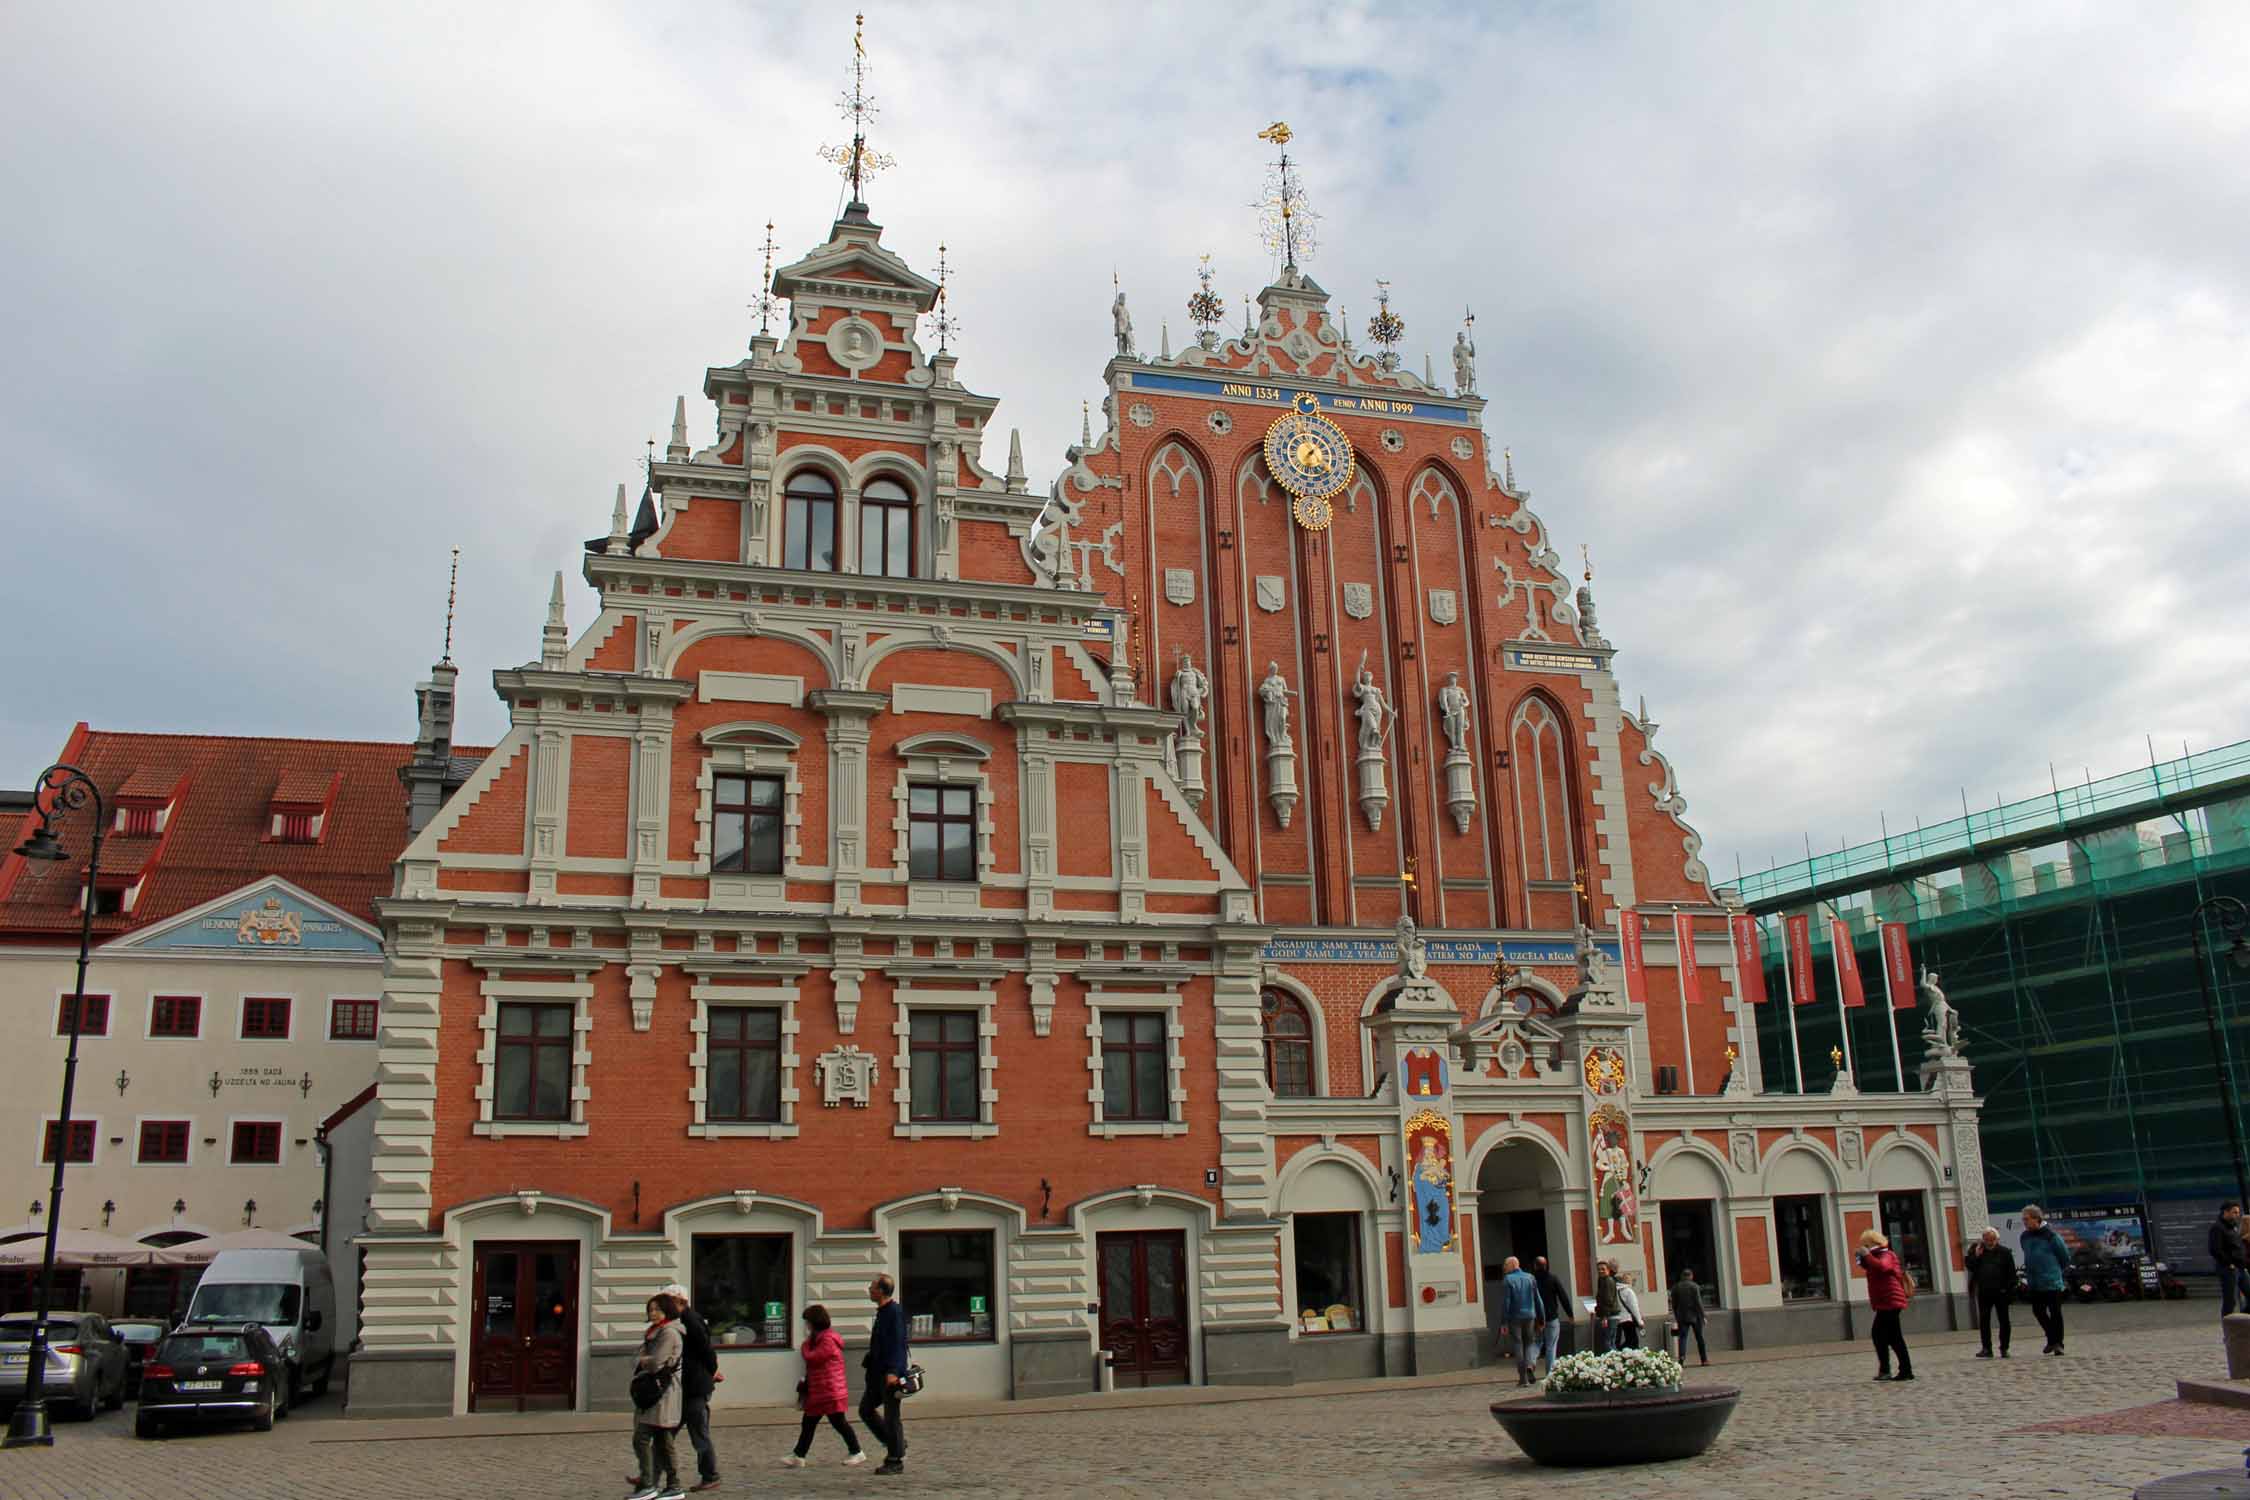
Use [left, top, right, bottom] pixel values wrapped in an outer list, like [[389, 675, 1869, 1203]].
[[1096, 1230, 1190, 1387], [469, 1242, 578, 1412]]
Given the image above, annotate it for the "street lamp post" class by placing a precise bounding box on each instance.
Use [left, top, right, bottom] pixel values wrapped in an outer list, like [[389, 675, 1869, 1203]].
[[3, 764, 106, 1451], [2190, 895, 2250, 1212]]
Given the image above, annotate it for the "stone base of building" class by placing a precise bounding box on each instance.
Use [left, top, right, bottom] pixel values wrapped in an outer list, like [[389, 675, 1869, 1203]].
[[1203, 1323, 1293, 1386], [1289, 1331, 1385, 1382], [345, 1348, 457, 1419], [1406, 1327, 1481, 1375], [587, 1345, 637, 1413], [1012, 1328, 1095, 1400]]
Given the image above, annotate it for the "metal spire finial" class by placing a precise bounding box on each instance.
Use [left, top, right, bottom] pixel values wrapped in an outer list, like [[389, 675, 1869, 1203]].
[[927, 241, 957, 352], [1503, 446, 1515, 491], [441, 547, 460, 665], [818, 12, 894, 207], [1187, 254, 1225, 342], [1366, 280, 1404, 370], [752, 220, 780, 335], [1255, 121, 1318, 268], [1581, 542, 1593, 584]]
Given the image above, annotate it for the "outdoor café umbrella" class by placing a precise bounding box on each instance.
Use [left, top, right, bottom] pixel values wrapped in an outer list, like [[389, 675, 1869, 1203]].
[[151, 1229, 316, 1266], [0, 1229, 153, 1268]]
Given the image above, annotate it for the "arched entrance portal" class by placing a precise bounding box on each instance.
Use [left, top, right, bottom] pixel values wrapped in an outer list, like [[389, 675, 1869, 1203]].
[[1475, 1137, 1572, 1302]]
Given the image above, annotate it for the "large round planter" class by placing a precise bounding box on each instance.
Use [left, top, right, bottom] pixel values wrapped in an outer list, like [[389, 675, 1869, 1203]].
[[1540, 1383, 1682, 1404], [1490, 1384, 1741, 1467]]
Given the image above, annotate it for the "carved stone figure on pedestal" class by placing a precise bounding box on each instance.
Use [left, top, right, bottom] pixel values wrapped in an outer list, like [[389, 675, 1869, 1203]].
[[1168, 651, 1209, 739], [1919, 966, 1962, 1056], [1112, 290, 1135, 358], [1259, 661, 1301, 829], [1452, 328, 1476, 395], [1437, 671, 1470, 754], [1435, 670, 1477, 834], [1351, 653, 1393, 831], [1395, 914, 1429, 981]]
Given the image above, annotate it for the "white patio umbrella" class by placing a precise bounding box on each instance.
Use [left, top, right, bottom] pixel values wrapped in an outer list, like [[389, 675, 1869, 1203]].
[[0, 1229, 154, 1268], [151, 1229, 317, 1266]]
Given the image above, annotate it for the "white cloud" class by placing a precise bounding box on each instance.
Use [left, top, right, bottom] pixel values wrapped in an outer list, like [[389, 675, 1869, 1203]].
[[1, 1, 2245, 884]]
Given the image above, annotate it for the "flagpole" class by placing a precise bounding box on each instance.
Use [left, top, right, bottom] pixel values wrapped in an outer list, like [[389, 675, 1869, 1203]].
[[1878, 929, 1905, 1091], [1829, 911, 1859, 1090], [1777, 914, 1804, 1093], [1675, 908, 1697, 1094]]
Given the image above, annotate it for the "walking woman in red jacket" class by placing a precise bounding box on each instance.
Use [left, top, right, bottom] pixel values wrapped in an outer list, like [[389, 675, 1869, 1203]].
[[1857, 1228, 1916, 1381], [779, 1305, 866, 1469]]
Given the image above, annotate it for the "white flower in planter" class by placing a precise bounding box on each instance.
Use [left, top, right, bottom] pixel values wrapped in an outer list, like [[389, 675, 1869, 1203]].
[[1543, 1347, 1685, 1394]]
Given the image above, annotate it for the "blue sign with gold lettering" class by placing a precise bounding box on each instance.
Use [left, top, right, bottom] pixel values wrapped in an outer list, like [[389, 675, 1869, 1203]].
[[1261, 936, 1616, 965], [1124, 371, 1473, 425], [127, 881, 379, 956]]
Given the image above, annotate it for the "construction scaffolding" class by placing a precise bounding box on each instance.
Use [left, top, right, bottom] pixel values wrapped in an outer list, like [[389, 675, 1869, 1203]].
[[1735, 741, 2250, 1268]]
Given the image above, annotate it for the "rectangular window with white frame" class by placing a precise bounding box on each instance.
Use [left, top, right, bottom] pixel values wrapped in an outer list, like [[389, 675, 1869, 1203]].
[[41, 1119, 97, 1165], [472, 971, 594, 1139], [240, 996, 292, 1040], [137, 1119, 192, 1166], [56, 992, 109, 1038], [695, 726, 805, 901], [228, 1119, 284, 1166], [148, 994, 202, 1039], [328, 997, 379, 1042], [1084, 991, 1188, 1138], [889, 985, 997, 1139]]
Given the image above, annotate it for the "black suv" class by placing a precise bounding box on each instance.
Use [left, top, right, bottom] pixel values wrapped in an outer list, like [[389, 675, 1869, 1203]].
[[136, 1323, 287, 1438]]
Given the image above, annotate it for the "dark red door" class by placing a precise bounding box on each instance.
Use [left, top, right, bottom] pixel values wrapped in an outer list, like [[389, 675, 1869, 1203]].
[[470, 1242, 578, 1412], [1097, 1230, 1190, 1387]]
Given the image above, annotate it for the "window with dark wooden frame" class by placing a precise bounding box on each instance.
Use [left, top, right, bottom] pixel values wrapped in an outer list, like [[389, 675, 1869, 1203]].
[[57, 993, 109, 1037], [858, 476, 914, 578], [706, 1008, 782, 1123], [712, 774, 784, 875], [908, 1010, 979, 1123], [240, 997, 291, 1039], [150, 995, 201, 1038], [1260, 989, 1313, 1098], [330, 998, 379, 1041], [42, 1121, 95, 1164], [138, 1120, 190, 1164], [494, 1002, 574, 1122], [782, 470, 838, 572], [1101, 1012, 1170, 1122], [229, 1121, 281, 1164], [906, 783, 976, 882]]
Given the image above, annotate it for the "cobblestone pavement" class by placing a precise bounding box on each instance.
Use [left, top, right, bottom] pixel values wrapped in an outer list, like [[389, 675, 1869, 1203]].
[[2, 1305, 2242, 1500]]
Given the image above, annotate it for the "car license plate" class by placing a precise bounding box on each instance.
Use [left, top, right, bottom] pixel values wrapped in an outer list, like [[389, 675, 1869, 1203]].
[[177, 1379, 222, 1391], [1, 1354, 24, 1366]]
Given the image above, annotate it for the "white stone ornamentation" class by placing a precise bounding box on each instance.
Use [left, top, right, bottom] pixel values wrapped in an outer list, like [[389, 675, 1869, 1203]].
[[816, 1045, 880, 1109]]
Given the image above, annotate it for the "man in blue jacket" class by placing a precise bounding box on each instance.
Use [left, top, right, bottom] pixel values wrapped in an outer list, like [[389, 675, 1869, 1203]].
[[2018, 1205, 2071, 1356], [1500, 1256, 1546, 1387], [860, 1274, 910, 1474]]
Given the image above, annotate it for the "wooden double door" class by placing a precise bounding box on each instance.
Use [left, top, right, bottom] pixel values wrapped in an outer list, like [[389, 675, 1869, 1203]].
[[1097, 1230, 1190, 1387], [470, 1242, 578, 1412]]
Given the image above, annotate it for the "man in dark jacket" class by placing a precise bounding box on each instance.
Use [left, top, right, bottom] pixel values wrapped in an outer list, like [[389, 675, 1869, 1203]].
[[657, 1285, 722, 1492], [1592, 1262, 1619, 1353], [2018, 1205, 2071, 1355], [2209, 1203, 2248, 1318], [861, 1274, 910, 1475], [1531, 1256, 1570, 1375], [1670, 1269, 1709, 1366], [1965, 1228, 2016, 1358]]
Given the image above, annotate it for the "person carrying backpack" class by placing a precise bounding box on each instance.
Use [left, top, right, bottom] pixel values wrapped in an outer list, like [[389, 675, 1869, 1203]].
[[628, 1295, 687, 1500]]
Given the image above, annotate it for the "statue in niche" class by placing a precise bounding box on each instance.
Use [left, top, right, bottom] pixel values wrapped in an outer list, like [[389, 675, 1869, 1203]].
[[1436, 670, 1471, 755], [1574, 918, 1612, 991], [1453, 328, 1477, 394], [1259, 661, 1297, 749], [1919, 967, 1962, 1057], [1112, 289, 1135, 358], [1394, 914, 1429, 981], [1168, 651, 1209, 739], [1351, 652, 1391, 755]]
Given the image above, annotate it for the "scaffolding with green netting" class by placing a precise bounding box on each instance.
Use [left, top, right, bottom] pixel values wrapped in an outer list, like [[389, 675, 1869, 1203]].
[[1735, 740, 2250, 1269]]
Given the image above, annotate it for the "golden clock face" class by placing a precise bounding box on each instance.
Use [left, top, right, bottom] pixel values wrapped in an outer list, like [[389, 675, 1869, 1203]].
[[1263, 392, 1355, 525]]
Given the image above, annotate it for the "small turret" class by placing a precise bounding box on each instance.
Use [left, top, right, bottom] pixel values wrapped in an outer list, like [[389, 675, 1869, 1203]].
[[667, 396, 689, 461], [1006, 428, 1026, 492], [606, 483, 630, 556], [541, 571, 568, 669]]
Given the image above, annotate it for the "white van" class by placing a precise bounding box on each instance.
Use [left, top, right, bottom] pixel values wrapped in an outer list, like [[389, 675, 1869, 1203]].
[[181, 1247, 337, 1404]]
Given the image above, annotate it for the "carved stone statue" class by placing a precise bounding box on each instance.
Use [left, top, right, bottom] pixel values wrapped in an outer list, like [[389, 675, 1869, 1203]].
[[1351, 652, 1390, 755], [1436, 670, 1471, 755], [1918, 967, 1961, 1056], [1258, 661, 1296, 748], [1573, 918, 1612, 991], [1453, 328, 1476, 394], [1395, 914, 1429, 982], [1112, 290, 1134, 358], [1168, 651, 1209, 740]]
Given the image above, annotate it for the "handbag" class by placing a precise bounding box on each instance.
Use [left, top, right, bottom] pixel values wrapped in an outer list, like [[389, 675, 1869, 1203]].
[[898, 1363, 926, 1398], [629, 1359, 678, 1412]]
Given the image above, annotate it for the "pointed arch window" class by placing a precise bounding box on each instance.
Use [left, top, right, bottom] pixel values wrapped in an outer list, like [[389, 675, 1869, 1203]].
[[1510, 696, 1577, 883], [782, 470, 838, 572], [858, 475, 914, 578], [1262, 988, 1314, 1098]]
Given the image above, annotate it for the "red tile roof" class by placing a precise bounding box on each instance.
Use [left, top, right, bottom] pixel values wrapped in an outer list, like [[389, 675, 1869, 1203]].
[[0, 725, 488, 944]]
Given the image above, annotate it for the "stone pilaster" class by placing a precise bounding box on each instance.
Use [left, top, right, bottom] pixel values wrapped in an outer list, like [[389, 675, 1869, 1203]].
[[810, 689, 886, 916]]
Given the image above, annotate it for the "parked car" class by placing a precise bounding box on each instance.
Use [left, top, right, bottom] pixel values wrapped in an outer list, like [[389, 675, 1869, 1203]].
[[112, 1320, 168, 1384], [180, 1246, 335, 1404], [0, 1311, 130, 1419], [136, 1323, 287, 1438]]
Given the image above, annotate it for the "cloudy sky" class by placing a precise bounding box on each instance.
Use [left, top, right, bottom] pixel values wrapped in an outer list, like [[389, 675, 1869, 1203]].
[[3, 2, 2246, 882]]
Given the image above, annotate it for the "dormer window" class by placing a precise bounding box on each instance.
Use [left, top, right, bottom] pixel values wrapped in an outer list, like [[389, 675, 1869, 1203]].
[[859, 476, 914, 578], [266, 771, 338, 845], [782, 470, 838, 572], [120, 806, 160, 837], [111, 770, 181, 837]]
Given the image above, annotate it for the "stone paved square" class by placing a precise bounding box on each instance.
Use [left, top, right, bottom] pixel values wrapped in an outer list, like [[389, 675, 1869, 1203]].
[[3, 1304, 2244, 1499]]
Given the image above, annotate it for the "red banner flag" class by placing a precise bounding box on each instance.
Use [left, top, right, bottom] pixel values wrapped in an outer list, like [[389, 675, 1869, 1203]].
[[1674, 910, 1702, 1004], [1786, 913, 1817, 1006], [1881, 922, 1916, 1009], [1731, 914, 1768, 1005], [1618, 911, 1648, 1005], [1830, 917, 1867, 1008]]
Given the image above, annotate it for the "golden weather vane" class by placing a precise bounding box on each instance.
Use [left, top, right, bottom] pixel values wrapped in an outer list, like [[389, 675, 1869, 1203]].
[[1254, 121, 1317, 268], [818, 12, 895, 205]]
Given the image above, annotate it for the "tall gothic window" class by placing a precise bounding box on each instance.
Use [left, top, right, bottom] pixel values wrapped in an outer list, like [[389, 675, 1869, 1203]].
[[858, 476, 914, 578], [1510, 696, 1578, 883], [1261, 989, 1314, 1098], [782, 470, 838, 572]]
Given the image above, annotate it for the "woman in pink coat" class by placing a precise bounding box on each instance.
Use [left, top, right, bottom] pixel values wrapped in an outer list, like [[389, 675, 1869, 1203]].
[[1857, 1228, 1916, 1381], [779, 1304, 866, 1469]]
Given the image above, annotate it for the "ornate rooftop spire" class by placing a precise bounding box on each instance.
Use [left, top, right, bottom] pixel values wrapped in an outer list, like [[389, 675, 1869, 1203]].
[[1187, 255, 1225, 351], [926, 241, 957, 352], [667, 395, 689, 461], [541, 571, 568, 669], [441, 546, 460, 665], [1367, 280, 1404, 371], [817, 12, 894, 212], [751, 220, 781, 336], [1256, 121, 1319, 270]]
